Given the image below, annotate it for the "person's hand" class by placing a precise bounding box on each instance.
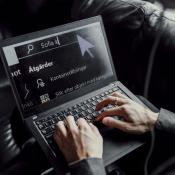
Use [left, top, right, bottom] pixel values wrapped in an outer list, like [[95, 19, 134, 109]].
[[54, 116, 103, 163], [96, 92, 159, 134]]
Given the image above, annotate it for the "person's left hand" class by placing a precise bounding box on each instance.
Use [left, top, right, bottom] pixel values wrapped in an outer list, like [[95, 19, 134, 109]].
[[54, 116, 103, 163]]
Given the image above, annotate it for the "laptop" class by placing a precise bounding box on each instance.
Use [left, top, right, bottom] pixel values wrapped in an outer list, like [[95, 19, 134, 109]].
[[0, 16, 145, 174]]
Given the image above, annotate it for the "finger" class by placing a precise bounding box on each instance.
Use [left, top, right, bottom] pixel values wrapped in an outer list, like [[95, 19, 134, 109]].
[[96, 106, 126, 121], [89, 123, 100, 135], [55, 121, 68, 138], [102, 117, 130, 132], [53, 132, 62, 147], [96, 96, 115, 111], [77, 118, 90, 130], [65, 116, 78, 133], [96, 96, 127, 111]]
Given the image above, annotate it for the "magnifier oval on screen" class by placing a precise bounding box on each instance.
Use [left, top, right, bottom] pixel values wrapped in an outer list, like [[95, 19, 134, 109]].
[[27, 44, 34, 54]]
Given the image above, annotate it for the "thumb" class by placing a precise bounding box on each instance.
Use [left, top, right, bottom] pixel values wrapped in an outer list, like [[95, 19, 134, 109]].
[[102, 117, 129, 131]]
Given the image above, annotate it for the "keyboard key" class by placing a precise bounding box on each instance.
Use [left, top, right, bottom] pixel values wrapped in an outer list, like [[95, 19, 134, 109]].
[[97, 99, 101, 103], [39, 118, 46, 123], [92, 101, 97, 106], [47, 120, 53, 125], [105, 91, 109, 95], [88, 99, 92, 102], [38, 124, 45, 130], [67, 111, 73, 116], [74, 109, 79, 113], [73, 105, 78, 109], [92, 113, 96, 118], [44, 122, 49, 127], [65, 108, 70, 112], [87, 109, 93, 114], [57, 112, 63, 116], [59, 115, 65, 121], [77, 103, 82, 107], [81, 106, 86, 111], [92, 97, 96, 101], [107, 104, 114, 109], [41, 128, 52, 135], [35, 121, 41, 125], [51, 119, 56, 124], [51, 125, 55, 131], [47, 116, 52, 120], [74, 115, 79, 121], [92, 106, 96, 111], [83, 101, 87, 105], [86, 116, 92, 122], [63, 113, 68, 117], [101, 93, 105, 97], [109, 89, 113, 93], [81, 111, 87, 117], [112, 87, 119, 92], [86, 104, 91, 108], [87, 114, 93, 119], [95, 95, 100, 99], [53, 118, 59, 123], [70, 111, 77, 116]]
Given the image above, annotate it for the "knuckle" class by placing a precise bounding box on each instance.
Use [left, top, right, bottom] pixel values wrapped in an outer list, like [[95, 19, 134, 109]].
[[102, 111, 108, 117], [109, 96, 115, 102], [123, 125, 132, 132], [104, 96, 111, 103], [120, 106, 127, 112], [123, 126, 129, 132], [112, 92, 118, 96]]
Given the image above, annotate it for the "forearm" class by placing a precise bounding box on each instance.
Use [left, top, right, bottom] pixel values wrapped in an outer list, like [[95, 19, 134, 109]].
[[155, 109, 175, 134], [69, 158, 106, 175]]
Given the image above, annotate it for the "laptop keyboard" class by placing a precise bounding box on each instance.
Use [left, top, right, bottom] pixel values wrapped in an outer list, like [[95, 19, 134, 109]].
[[35, 86, 123, 151]]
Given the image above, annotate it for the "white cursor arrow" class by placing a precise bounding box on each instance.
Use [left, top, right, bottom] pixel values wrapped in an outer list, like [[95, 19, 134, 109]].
[[77, 35, 95, 58]]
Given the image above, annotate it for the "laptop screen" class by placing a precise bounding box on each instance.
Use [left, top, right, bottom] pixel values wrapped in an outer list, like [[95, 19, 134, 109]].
[[1, 17, 116, 116]]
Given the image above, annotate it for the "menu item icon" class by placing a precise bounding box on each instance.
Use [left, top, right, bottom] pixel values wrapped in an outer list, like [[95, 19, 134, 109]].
[[40, 94, 50, 103], [37, 79, 45, 88], [27, 44, 34, 54], [24, 84, 29, 99]]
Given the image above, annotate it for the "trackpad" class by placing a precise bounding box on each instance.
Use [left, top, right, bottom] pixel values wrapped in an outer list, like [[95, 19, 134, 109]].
[[102, 128, 144, 166]]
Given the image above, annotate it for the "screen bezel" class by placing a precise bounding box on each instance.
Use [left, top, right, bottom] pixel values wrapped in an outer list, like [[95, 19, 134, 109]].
[[0, 16, 117, 119]]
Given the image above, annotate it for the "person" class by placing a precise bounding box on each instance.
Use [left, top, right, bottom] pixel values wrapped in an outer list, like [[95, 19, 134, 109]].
[[54, 92, 175, 175]]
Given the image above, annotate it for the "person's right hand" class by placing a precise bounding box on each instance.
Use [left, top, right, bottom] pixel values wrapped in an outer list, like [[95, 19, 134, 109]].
[[96, 92, 159, 134], [54, 116, 103, 163]]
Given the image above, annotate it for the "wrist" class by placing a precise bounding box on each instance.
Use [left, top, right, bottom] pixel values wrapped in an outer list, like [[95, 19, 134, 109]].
[[147, 110, 159, 131]]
